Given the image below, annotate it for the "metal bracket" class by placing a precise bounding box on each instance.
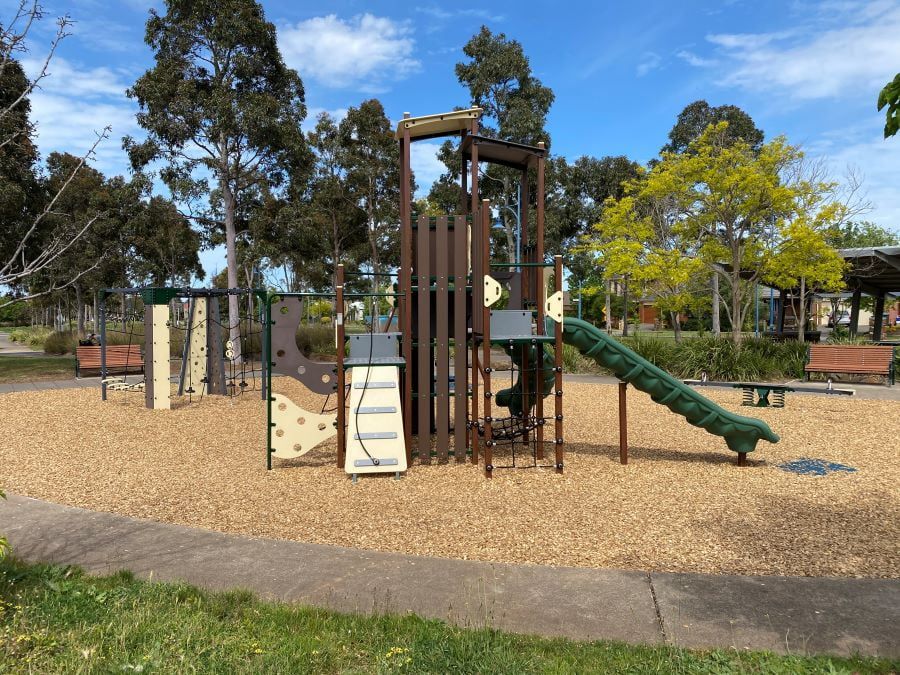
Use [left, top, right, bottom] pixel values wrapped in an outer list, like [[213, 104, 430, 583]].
[[353, 458, 399, 467], [545, 290, 564, 323], [483, 275, 502, 307]]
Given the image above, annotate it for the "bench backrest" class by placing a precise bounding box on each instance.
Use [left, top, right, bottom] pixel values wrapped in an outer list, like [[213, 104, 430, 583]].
[[807, 345, 894, 369], [76, 344, 143, 363]]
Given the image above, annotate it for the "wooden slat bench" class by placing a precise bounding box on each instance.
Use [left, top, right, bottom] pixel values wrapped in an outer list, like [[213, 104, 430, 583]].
[[75, 345, 144, 378], [805, 344, 895, 386]]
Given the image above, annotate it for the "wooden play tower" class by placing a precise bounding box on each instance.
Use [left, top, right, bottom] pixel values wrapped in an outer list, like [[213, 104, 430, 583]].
[[334, 108, 564, 478]]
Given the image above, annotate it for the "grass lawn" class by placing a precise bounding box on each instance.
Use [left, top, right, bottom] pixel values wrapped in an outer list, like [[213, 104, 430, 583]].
[[0, 559, 894, 674], [0, 356, 74, 383]]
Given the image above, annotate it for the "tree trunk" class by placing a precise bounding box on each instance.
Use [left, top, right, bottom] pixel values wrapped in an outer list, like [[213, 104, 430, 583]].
[[670, 311, 682, 343], [730, 270, 742, 345], [222, 173, 243, 364], [711, 273, 721, 336], [75, 284, 85, 337], [622, 278, 630, 337], [93, 292, 99, 334], [797, 277, 806, 344], [605, 279, 612, 332]]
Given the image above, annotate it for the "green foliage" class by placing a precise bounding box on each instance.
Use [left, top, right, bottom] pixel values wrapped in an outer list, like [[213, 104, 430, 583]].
[[1, 559, 892, 674], [662, 100, 764, 155], [8, 326, 53, 348], [877, 72, 900, 138], [43, 331, 77, 355], [827, 221, 900, 248], [0, 299, 28, 326]]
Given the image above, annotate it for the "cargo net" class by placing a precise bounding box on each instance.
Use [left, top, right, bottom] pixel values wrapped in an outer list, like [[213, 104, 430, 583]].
[[168, 296, 265, 403], [472, 341, 556, 470], [102, 291, 265, 403]]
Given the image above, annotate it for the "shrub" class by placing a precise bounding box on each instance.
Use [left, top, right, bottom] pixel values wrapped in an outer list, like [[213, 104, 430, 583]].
[[623, 335, 677, 369], [43, 330, 77, 355], [8, 326, 53, 348]]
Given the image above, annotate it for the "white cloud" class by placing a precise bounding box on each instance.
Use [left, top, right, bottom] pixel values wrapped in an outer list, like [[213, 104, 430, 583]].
[[676, 50, 717, 67], [302, 107, 349, 133], [21, 56, 138, 176], [636, 52, 661, 77], [409, 141, 445, 197], [414, 6, 505, 22], [811, 127, 900, 230], [706, 3, 900, 99], [279, 14, 419, 91]]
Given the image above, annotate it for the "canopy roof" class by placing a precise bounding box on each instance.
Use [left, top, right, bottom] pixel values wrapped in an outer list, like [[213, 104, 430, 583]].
[[394, 108, 482, 141], [461, 134, 546, 170], [840, 246, 900, 294]]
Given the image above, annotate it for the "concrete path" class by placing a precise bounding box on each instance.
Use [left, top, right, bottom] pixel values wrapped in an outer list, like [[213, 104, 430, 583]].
[[1, 494, 896, 658], [0, 331, 44, 356], [0, 378, 99, 394]]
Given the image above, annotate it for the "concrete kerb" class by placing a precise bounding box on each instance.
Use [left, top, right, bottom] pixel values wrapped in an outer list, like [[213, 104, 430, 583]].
[[0, 494, 896, 658]]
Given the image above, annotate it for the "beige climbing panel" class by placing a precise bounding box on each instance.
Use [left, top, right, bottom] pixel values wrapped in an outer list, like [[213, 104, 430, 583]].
[[270, 393, 336, 460], [545, 290, 564, 324], [187, 297, 208, 395], [345, 365, 408, 475], [145, 304, 170, 410]]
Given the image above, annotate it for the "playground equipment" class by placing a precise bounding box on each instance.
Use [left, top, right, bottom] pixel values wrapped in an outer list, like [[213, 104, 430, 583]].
[[97, 287, 266, 408], [684, 376, 855, 407], [265, 107, 781, 478]]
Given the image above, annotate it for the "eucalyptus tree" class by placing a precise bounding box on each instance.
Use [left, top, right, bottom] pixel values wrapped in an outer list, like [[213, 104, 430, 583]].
[[125, 0, 309, 359]]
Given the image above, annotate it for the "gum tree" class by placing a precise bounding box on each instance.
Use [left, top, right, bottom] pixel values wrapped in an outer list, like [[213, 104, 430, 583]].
[[126, 0, 308, 360]]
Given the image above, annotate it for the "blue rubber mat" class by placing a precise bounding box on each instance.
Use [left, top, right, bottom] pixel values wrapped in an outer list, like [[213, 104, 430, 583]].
[[778, 458, 857, 476]]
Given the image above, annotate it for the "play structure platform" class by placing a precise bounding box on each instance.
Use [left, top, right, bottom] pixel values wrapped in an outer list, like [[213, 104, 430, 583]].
[[95, 106, 781, 478]]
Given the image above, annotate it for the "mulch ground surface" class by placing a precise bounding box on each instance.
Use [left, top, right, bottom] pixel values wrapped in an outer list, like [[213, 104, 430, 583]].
[[1, 378, 897, 578]]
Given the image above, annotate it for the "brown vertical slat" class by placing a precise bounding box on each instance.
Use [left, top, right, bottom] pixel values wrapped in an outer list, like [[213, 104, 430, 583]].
[[554, 255, 564, 474], [336, 266, 345, 469], [400, 119, 413, 463], [535, 144, 546, 459], [453, 215, 467, 462], [481, 200, 493, 478], [459, 129, 468, 213], [471, 205, 481, 465], [417, 215, 432, 463], [435, 216, 450, 461]]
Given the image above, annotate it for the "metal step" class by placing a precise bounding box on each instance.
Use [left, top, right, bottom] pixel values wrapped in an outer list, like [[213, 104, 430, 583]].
[[354, 406, 397, 414], [354, 432, 398, 440], [353, 381, 396, 389]]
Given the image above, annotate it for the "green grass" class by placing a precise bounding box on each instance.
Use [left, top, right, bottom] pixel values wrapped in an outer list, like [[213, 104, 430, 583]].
[[0, 356, 74, 383], [0, 559, 894, 674]]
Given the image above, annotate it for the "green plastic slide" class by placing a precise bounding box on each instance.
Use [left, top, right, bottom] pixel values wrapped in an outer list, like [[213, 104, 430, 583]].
[[496, 317, 779, 455]]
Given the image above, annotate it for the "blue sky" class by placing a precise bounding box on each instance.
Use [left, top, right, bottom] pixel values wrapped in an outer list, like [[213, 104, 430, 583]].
[[9, 0, 900, 278]]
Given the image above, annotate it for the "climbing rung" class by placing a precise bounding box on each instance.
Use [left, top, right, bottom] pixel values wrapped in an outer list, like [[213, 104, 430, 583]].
[[354, 406, 397, 414], [354, 432, 398, 440], [353, 381, 396, 389]]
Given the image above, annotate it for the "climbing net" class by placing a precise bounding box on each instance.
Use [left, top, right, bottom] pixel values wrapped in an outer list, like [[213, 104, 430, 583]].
[[100, 288, 267, 403]]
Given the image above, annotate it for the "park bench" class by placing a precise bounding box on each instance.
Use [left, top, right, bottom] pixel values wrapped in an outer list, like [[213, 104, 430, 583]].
[[805, 344, 895, 386], [75, 344, 144, 378]]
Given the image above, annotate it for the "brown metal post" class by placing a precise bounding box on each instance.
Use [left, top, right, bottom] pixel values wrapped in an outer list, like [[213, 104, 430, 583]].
[[417, 215, 432, 463], [535, 143, 546, 460], [336, 265, 346, 469], [618, 381, 628, 465], [482, 199, 494, 477], [435, 216, 450, 461], [453, 215, 468, 461], [470, 131, 481, 465], [553, 255, 564, 473], [400, 116, 413, 464]]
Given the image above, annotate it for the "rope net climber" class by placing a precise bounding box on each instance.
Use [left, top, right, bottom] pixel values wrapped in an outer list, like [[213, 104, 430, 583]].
[[99, 288, 266, 404]]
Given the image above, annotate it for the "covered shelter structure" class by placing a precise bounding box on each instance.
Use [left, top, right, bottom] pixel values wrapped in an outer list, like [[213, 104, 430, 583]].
[[840, 247, 900, 342]]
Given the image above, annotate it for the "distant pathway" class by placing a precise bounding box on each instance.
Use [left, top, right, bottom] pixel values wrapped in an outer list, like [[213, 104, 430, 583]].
[[1, 494, 897, 658], [0, 331, 44, 356]]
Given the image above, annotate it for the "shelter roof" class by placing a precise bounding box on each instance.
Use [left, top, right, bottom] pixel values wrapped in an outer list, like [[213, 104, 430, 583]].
[[460, 134, 546, 170], [394, 108, 482, 141]]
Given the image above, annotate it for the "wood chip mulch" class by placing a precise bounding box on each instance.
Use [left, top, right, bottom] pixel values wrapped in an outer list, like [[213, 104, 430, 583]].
[[1, 379, 897, 578]]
